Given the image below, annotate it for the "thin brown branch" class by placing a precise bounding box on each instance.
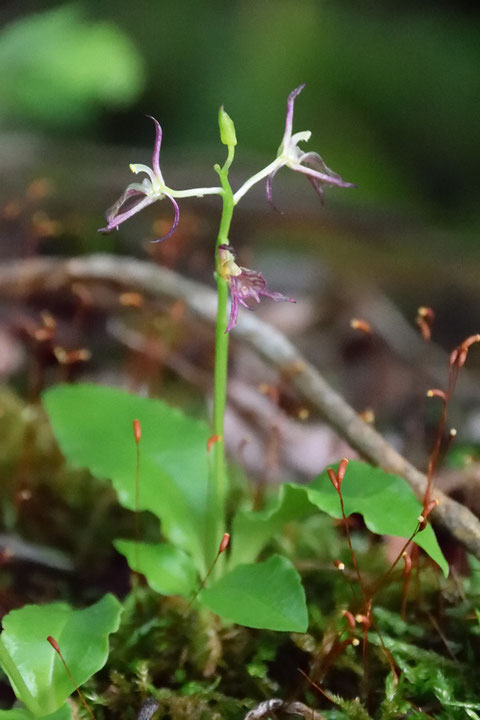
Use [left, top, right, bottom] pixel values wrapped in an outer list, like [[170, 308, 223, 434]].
[[244, 698, 327, 720], [1, 254, 480, 558]]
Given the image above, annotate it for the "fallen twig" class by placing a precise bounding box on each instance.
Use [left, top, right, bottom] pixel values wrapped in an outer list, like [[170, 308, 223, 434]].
[[1, 254, 480, 558], [244, 698, 326, 720]]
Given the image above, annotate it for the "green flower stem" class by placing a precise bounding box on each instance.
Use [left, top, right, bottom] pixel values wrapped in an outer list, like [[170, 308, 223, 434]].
[[233, 156, 281, 204], [0, 637, 39, 714], [210, 144, 235, 565]]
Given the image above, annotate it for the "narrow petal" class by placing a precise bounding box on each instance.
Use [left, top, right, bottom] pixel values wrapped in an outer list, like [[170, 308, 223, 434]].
[[105, 187, 144, 223], [98, 193, 157, 233], [299, 151, 343, 182], [150, 194, 180, 243], [293, 163, 356, 189], [283, 83, 306, 145], [224, 269, 295, 332], [261, 289, 296, 304], [265, 165, 283, 212], [306, 174, 325, 203], [147, 115, 163, 181], [225, 292, 240, 332]]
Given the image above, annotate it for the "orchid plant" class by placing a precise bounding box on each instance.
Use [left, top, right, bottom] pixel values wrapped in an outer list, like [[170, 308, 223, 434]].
[[43, 85, 446, 637], [98, 83, 354, 573]]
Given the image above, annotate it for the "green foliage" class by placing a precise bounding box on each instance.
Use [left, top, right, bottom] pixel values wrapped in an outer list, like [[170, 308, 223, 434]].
[[200, 555, 308, 632], [0, 595, 122, 716], [0, 5, 144, 127], [43, 383, 211, 575], [0, 706, 72, 720], [231, 461, 447, 576], [306, 461, 448, 576], [43, 384, 309, 632], [230, 483, 315, 567], [114, 540, 197, 597]]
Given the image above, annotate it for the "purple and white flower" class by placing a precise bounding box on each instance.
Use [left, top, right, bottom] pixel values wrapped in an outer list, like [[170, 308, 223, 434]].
[[233, 84, 355, 206], [99, 116, 222, 241], [217, 244, 295, 332]]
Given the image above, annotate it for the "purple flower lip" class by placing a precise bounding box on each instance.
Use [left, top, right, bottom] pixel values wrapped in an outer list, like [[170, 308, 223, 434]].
[[232, 83, 355, 207], [217, 244, 295, 332], [99, 116, 221, 242]]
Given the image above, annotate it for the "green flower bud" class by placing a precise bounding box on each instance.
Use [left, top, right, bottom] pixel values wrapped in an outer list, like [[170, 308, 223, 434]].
[[218, 106, 237, 147]]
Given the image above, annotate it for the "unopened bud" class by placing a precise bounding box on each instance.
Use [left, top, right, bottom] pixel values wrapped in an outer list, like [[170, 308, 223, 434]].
[[133, 419, 141, 444], [350, 318, 372, 334], [417, 306, 435, 322], [355, 614, 371, 629], [218, 106, 237, 146], [47, 635, 60, 653], [337, 458, 349, 484], [207, 434, 222, 452], [426, 389, 447, 401], [333, 560, 345, 571], [352, 638, 360, 647], [463, 333, 480, 349], [327, 467, 339, 491], [218, 533, 230, 554]]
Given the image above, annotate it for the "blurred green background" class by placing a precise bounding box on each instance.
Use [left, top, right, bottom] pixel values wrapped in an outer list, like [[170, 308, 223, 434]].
[[0, 0, 479, 253]]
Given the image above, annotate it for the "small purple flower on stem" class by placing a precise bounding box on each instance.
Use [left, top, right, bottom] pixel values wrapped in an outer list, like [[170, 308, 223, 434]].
[[232, 84, 355, 207], [99, 117, 221, 242], [267, 83, 355, 207], [217, 244, 295, 332]]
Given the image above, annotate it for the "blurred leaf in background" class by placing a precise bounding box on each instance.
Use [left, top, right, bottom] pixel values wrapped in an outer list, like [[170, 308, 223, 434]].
[[0, 4, 144, 129]]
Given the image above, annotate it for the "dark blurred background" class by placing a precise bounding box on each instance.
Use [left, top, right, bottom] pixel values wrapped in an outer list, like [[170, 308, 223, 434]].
[[1, 0, 478, 224], [1, 0, 479, 429]]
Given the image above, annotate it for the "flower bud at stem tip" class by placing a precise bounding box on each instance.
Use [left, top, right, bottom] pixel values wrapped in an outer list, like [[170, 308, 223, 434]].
[[218, 532, 230, 554], [133, 419, 141, 444]]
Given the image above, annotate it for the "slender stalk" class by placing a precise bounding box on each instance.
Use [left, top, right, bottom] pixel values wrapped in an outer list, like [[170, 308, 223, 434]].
[[210, 144, 235, 564], [233, 157, 281, 204], [0, 637, 39, 714]]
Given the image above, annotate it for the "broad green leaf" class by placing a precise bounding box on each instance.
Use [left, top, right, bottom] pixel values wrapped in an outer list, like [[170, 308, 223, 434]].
[[230, 484, 315, 567], [114, 539, 197, 597], [200, 555, 308, 632], [305, 460, 448, 576], [43, 384, 210, 574], [0, 704, 72, 720], [0, 595, 121, 716]]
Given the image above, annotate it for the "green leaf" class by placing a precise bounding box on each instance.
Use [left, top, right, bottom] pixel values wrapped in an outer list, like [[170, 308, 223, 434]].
[[0, 6, 144, 127], [114, 539, 197, 597], [200, 555, 308, 632], [43, 384, 211, 574], [305, 460, 448, 576], [230, 484, 315, 567], [0, 704, 72, 720], [0, 595, 121, 716]]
